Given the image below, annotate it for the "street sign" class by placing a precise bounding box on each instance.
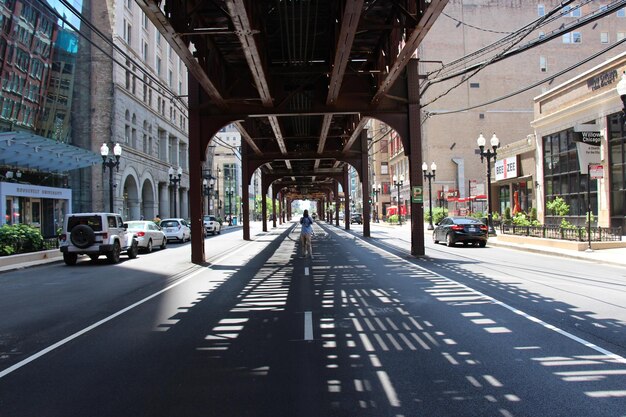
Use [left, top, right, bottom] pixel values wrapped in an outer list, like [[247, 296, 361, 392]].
[[589, 164, 604, 179], [411, 186, 423, 203]]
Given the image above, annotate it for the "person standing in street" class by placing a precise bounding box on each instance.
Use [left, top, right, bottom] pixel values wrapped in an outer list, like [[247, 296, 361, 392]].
[[300, 209, 314, 259]]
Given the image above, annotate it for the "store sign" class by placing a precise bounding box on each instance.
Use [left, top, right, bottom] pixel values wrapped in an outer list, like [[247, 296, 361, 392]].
[[586, 69, 618, 91], [573, 125, 603, 146], [495, 157, 518, 181], [0, 182, 72, 200], [576, 142, 601, 174]]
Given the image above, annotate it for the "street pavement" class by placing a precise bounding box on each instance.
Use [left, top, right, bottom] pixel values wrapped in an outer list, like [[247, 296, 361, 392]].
[[1, 220, 625, 272]]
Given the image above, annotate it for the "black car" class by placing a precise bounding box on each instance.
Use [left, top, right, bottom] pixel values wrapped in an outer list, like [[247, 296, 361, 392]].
[[350, 213, 363, 224], [433, 216, 488, 247]]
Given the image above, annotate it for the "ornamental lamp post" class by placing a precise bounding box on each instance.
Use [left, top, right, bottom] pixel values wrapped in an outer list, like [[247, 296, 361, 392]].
[[477, 133, 499, 235], [392, 174, 404, 226], [372, 183, 381, 222], [202, 176, 215, 215], [100, 142, 122, 213], [168, 166, 183, 218], [422, 161, 437, 230], [617, 71, 626, 118]]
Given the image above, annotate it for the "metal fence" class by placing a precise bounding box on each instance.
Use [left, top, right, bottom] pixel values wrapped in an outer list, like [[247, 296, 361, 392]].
[[500, 224, 623, 242]]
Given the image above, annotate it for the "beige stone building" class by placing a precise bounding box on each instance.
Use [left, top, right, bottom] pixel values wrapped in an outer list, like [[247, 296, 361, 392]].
[[416, 0, 626, 216], [72, 0, 190, 220]]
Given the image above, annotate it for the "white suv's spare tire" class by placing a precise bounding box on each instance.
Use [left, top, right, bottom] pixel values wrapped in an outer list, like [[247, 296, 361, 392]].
[[70, 224, 96, 249]]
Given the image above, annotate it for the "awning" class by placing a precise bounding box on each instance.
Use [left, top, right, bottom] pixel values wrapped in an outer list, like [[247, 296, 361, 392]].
[[0, 131, 101, 173]]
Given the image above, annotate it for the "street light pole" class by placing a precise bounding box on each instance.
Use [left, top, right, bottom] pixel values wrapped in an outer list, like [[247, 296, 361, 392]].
[[477, 133, 500, 235], [372, 184, 381, 223], [168, 166, 182, 218], [422, 161, 437, 230], [100, 143, 122, 213], [202, 176, 215, 215], [392, 174, 404, 226]]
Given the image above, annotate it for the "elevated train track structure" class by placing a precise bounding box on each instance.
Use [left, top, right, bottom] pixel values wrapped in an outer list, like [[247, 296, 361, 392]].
[[136, 0, 448, 262]]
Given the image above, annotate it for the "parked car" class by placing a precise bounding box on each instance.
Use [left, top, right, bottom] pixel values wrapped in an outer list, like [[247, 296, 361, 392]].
[[59, 212, 138, 265], [203, 215, 222, 235], [160, 218, 191, 242], [350, 213, 363, 224], [125, 220, 167, 252], [433, 216, 488, 247]]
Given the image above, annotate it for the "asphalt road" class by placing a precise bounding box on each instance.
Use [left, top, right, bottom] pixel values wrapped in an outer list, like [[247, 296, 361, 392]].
[[0, 221, 625, 416]]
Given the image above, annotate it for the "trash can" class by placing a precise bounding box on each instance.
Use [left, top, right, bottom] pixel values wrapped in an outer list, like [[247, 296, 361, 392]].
[[232, 216, 237, 225]]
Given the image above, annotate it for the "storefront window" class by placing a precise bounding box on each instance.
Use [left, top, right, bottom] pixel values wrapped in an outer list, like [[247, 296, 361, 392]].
[[543, 128, 596, 225], [608, 113, 626, 229]]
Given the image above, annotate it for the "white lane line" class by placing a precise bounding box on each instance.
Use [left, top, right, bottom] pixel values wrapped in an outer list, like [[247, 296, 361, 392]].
[[304, 311, 314, 340], [0, 241, 256, 380], [333, 227, 626, 364], [304, 267, 310, 276]]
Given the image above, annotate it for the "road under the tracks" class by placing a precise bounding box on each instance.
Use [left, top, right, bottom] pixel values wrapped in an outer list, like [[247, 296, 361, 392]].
[[0, 221, 625, 416]]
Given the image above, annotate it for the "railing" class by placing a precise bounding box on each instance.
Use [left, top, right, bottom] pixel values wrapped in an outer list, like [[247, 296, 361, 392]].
[[500, 224, 623, 242]]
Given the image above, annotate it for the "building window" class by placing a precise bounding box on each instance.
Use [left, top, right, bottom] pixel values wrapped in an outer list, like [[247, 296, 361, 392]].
[[142, 12, 148, 29], [562, 32, 581, 44], [618, 8, 625, 17], [540, 56, 547, 72], [124, 21, 132, 45], [601, 32, 609, 44], [156, 56, 162, 77], [618, 32, 625, 41], [142, 41, 148, 61], [563, 5, 581, 17], [538, 4, 545, 16], [381, 162, 388, 175], [470, 82, 480, 88]]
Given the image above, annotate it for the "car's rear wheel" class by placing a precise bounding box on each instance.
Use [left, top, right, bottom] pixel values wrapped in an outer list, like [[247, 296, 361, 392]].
[[63, 253, 78, 266], [107, 241, 121, 264], [478, 241, 487, 248], [160, 237, 167, 250], [127, 241, 138, 259], [145, 239, 153, 253], [446, 233, 455, 247]]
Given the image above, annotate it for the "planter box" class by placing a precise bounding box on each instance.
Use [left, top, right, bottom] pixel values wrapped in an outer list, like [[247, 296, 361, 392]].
[[0, 249, 62, 271], [497, 234, 626, 251]]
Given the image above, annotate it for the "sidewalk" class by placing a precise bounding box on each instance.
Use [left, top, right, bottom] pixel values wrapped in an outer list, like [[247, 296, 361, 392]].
[[353, 220, 626, 268]]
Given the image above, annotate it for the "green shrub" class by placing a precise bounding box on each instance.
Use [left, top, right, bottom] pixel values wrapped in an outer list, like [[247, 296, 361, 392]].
[[425, 207, 448, 225], [0, 224, 44, 256], [547, 196, 570, 216], [529, 207, 537, 222]]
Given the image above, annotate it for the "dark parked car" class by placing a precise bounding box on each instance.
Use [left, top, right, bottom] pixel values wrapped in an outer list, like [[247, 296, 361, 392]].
[[350, 213, 363, 224], [433, 216, 488, 247]]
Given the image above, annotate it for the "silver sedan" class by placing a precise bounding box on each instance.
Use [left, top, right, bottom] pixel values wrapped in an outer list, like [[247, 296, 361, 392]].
[[125, 220, 168, 253]]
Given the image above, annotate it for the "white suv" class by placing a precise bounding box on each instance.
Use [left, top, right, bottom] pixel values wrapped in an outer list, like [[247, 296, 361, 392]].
[[59, 213, 138, 265], [203, 215, 222, 235]]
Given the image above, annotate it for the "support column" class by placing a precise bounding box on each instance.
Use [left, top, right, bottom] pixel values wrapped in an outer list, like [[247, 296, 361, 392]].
[[272, 191, 277, 228], [188, 78, 205, 264], [361, 131, 371, 237], [344, 166, 350, 230], [261, 175, 268, 232], [334, 181, 340, 227], [242, 145, 251, 240], [407, 59, 425, 257]]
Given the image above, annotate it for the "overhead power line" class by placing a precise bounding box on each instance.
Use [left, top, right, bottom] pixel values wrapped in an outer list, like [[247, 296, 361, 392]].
[[423, 37, 626, 120]]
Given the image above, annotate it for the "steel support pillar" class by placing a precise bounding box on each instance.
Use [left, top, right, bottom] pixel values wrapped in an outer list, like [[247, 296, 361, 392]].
[[407, 59, 425, 256], [361, 130, 371, 237]]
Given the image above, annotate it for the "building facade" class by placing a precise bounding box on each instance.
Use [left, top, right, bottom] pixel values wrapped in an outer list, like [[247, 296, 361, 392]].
[[532, 51, 626, 230], [418, 0, 626, 216], [74, 0, 190, 221]]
